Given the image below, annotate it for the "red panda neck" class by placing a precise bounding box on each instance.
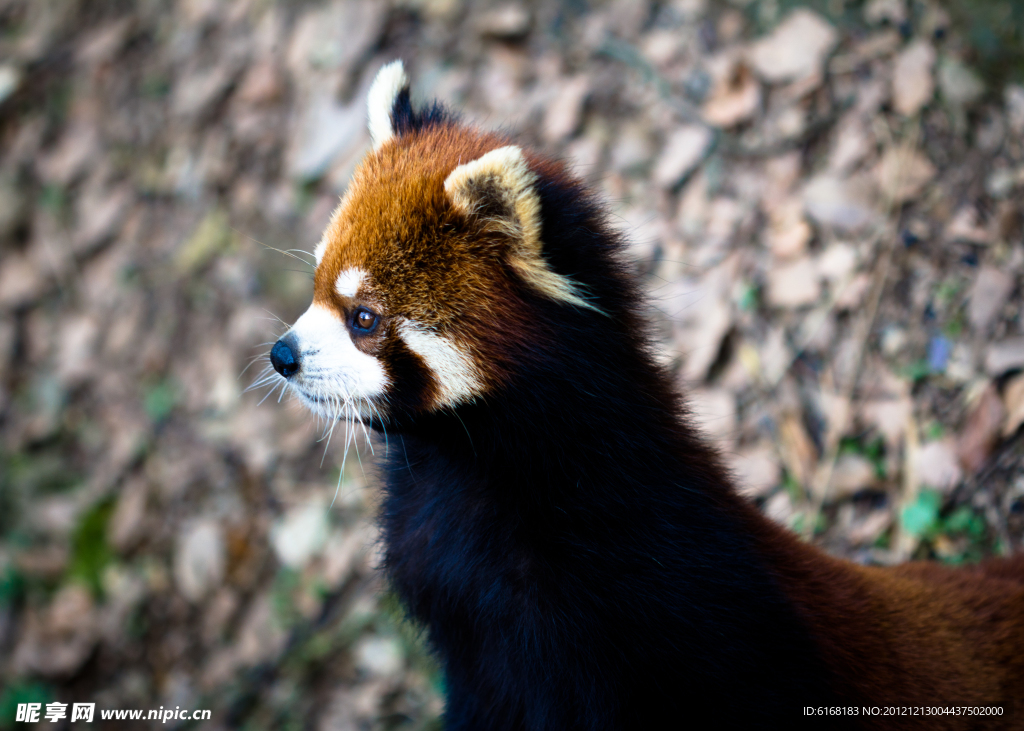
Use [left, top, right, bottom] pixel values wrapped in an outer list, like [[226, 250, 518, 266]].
[[382, 305, 862, 690]]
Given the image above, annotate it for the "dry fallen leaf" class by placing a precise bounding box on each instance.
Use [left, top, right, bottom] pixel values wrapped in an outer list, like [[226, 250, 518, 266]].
[[108, 477, 150, 554], [766, 257, 821, 308], [831, 453, 879, 500], [848, 509, 893, 546], [891, 40, 936, 116], [779, 410, 818, 488], [765, 198, 812, 259], [476, 4, 531, 38], [13, 584, 99, 677], [860, 397, 912, 451], [967, 266, 1015, 334], [702, 60, 761, 128], [914, 438, 963, 493], [746, 9, 838, 84], [543, 75, 590, 144], [863, 0, 907, 26], [802, 174, 878, 232], [235, 60, 284, 106], [729, 444, 783, 499], [765, 490, 796, 525], [172, 63, 239, 119], [834, 272, 872, 311], [938, 57, 984, 108], [1007, 84, 1024, 135], [0, 252, 46, 309], [174, 519, 227, 602], [956, 383, 1006, 474], [1003, 374, 1024, 437], [676, 256, 739, 382], [874, 145, 936, 203], [37, 123, 100, 186], [678, 294, 731, 382], [945, 206, 992, 245], [985, 337, 1024, 376], [688, 388, 737, 448], [816, 242, 858, 284], [828, 114, 871, 174], [653, 125, 714, 188]]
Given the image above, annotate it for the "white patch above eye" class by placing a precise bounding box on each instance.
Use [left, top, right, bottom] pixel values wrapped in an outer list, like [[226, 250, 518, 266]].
[[288, 304, 388, 406], [367, 60, 408, 151], [335, 268, 366, 299], [397, 320, 483, 408]]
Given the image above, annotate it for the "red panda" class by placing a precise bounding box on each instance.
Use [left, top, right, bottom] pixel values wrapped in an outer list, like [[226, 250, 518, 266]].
[[268, 61, 1024, 729]]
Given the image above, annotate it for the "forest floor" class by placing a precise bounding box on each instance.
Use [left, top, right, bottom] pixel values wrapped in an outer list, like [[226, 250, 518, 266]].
[[2, 0, 1024, 728]]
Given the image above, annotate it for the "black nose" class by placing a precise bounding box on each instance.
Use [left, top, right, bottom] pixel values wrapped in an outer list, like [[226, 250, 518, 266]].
[[270, 335, 300, 378]]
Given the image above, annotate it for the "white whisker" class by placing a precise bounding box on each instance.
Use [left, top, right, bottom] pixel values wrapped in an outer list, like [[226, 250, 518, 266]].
[[239, 356, 270, 379], [257, 380, 284, 406]]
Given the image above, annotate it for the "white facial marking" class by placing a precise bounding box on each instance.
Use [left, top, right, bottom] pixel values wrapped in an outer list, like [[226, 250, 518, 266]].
[[397, 320, 483, 407], [367, 60, 408, 151], [288, 304, 387, 413], [313, 238, 327, 266], [335, 268, 366, 299]]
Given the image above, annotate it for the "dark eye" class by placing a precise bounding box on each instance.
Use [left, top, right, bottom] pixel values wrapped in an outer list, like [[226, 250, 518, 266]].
[[352, 308, 378, 333]]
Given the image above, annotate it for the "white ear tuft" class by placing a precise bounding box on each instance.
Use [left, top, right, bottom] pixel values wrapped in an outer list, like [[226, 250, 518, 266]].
[[444, 146, 599, 312], [367, 60, 409, 151]]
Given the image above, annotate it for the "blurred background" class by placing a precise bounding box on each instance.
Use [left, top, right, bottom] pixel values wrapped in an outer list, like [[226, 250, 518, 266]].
[[2, 0, 1024, 727]]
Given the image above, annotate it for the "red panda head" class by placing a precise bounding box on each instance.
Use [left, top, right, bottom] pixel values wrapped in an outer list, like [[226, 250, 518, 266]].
[[270, 61, 600, 424]]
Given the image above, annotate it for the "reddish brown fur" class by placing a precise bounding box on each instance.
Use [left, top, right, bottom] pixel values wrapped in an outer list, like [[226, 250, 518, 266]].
[[746, 503, 1024, 727]]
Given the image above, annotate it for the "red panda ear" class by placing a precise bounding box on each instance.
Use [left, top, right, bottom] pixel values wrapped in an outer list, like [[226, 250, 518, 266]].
[[444, 146, 598, 311], [367, 60, 409, 151]]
